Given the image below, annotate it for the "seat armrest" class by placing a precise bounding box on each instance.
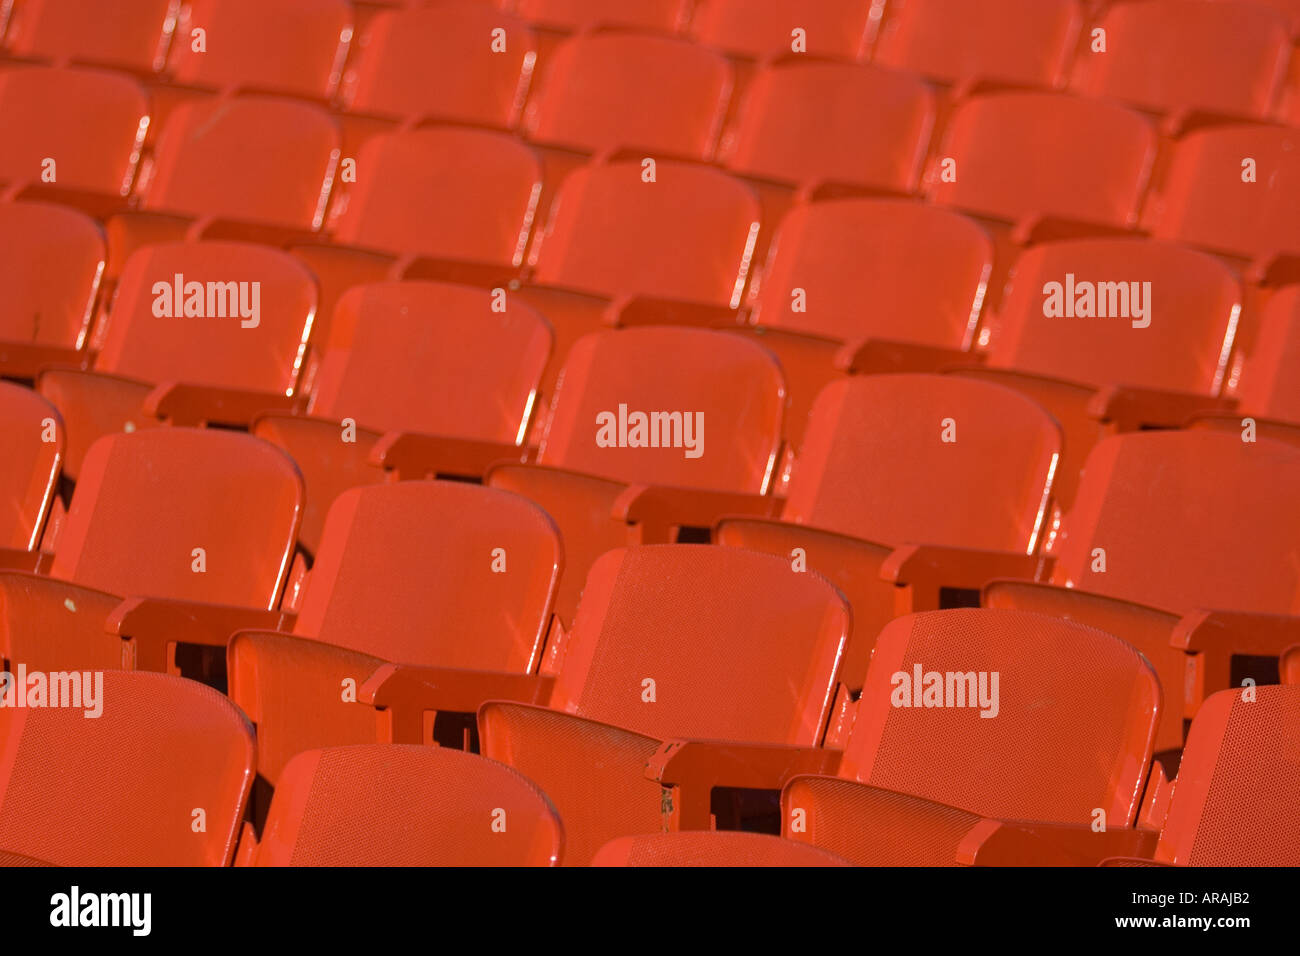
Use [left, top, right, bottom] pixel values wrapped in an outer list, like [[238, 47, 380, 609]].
[[834, 338, 982, 375], [1172, 609, 1300, 714], [369, 430, 529, 479], [1087, 384, 1236, 431], [0, 549, 48, 574], [106, 596, 296, 673], [612, 483, 779, 543], [144, 382, 300, 427], [605, 294, 745, 329], [882, 544, 1053, 611]]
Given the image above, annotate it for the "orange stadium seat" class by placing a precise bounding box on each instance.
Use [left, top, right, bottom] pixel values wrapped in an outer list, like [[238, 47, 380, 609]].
[[690, 0, 876, 61], [872, 0, 1083, 91], [253, 280, 551, 553], [1226, 285, 1300, 426], [716, 374, 1059, 686], [479, 544, 850, 866], [0, 200, 104, 376], [0, 381, 62, 552], [36, 240, 316, 478], [0, 0, 174, 73], [226, 480, 561, 787], [781, 608, 1160, 865], [0, 671, 254, 866], [0, 428, 302, 673], [241, 745, 563, 866], [591, 831, 852, 866]]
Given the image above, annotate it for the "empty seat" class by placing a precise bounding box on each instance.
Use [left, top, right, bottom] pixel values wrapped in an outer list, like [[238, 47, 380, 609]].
[[479, 544, 850, 865], [0, 66, 147, 204], [1, 0, 174, 72], [719, 61, 935, 193], [690, 0, 875, 61], [166, 0, 353, 100], [718, 374, 1060, 685], [1071, 0, 1290, 122], [0, 671, 254, 866], [227, 480, 561, 785], [242, 746, 563, 866], [523, 33, 731, 160], [0, 382, 62, 551], [926, 92, 1156, 232], [0, 428, 302, 673], [1230, 285, 1300, 425], [0, 200, 104, 376], [254, 281, 552, 553], [488, 326, 785, 623], [874, 0, 1082, 90], [37, 241, 316, 478], [592, 831, 852, 866], [339, 1, 537, 128], [1145, 124, 1300, 268], [513, 0, 690, 32], [781, 608, 1160, 865]]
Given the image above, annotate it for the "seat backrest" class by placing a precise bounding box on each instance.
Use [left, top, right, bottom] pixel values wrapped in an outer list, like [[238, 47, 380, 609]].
[[1155, 684, 1300, 864], [987, 238, 1242, 395], [251, 745, 563, 865], [535, 327, 785, 494], [749, 199, 991, 348], [690, 0, 875, 60], [720, 61, 934, 193], [0, 200, 103, 349], [524, 32, 731, 160], [0, 382, 62, 550], [328, 127, 541, 265], [1146, 124, 1300, 263], [94, 241, 317, 396], [530, 160, 760, 306], [0, 66, 147, 195], [840, 608, 1160, 825], [591, 831, 852, 866], [1071, 0, 1289, 119], [1, 0, 174, 71], [167, 0, 352, 99], [548, 545, 849, 746], [295, 482, 561, 671], [874, 0, 1081, 88], [50, 429, 302, 606], [142, 95, 338, 230], [1050, 432, 1300, 614], [309, 281, 551, 443], [0, 671, 254, 865], [340, 1, 537, 128], [926, 92, 1156, 228], [783, 375, 1059, 552], [1235, 285, 1300, 424]]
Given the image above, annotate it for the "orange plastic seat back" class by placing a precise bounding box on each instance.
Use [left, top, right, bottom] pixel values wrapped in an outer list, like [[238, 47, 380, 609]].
[[309, 281, 551, 442], [1072, 0, 1289, 119], [1235, 286, 1300, 424], [1147, 125, 1300, 263], [0, 671, 254, 865], [749, 199, 990, 348], [0, 201, 104, 350], [94, 241, 316, 397], [295, 482, 561, 670], [592, 831, 852, 866], [515, 0, 690, 32], [721, 62, 934, 192], [1051, 432, 1300, 614], [1155, 685, 1300, 864], [0, 383, 62, 550], [251, 745, 563, 865], [340, 1, 537, 128], [536, 327, 784, 493], [168, 0, 352, 99], [50, 429, 302, 606], [530, 160, 760, 305], [783, 375, 1059, 551], [987, 238, 1242, 395], [548, 545, 849, 745], [142, 95, 338, 230], [691, 0, 875, 60], [0, 66, 147, 195], [874, 0, 1081, 88], [328, 127, 541, 264], [927, 92, 1156, 228], [2, 0, 174, 72], [524, 33, 731, 160], [840, 608, 1160, 825]]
